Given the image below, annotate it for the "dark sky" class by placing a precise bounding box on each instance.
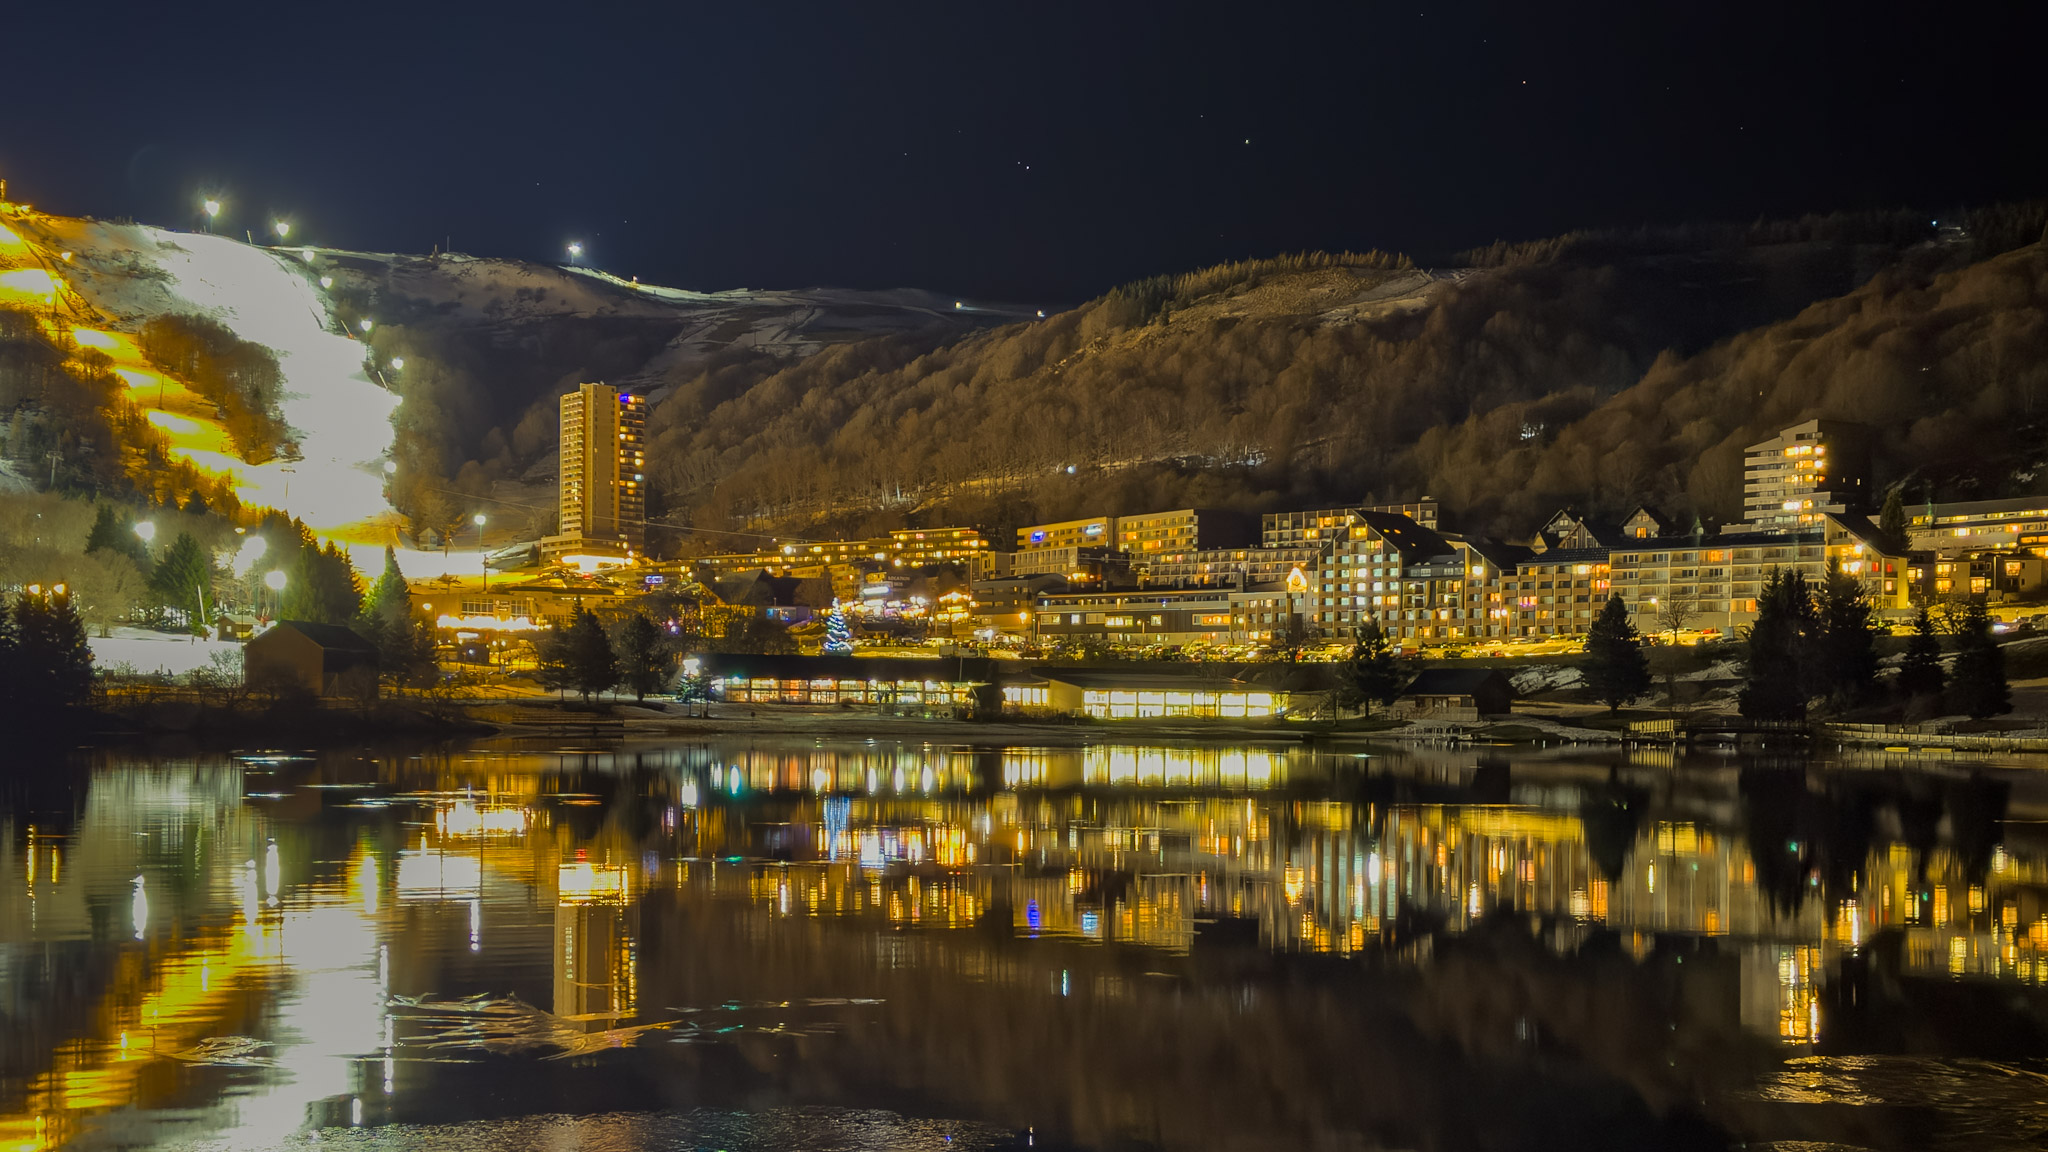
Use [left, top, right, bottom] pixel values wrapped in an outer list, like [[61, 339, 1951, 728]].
[[4, 1, 2043, 304]]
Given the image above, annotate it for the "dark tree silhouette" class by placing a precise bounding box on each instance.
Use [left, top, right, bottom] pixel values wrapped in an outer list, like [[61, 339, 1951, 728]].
[[614, 613, 672, 702], [1582, 594, 1650, 713], [1811, 563, 1879, 710], [1896, 609, 1945, 700], [1336, 619, 1405, 716], [1740, 569, 1814, 721], [1949, 601, 2012, 719]]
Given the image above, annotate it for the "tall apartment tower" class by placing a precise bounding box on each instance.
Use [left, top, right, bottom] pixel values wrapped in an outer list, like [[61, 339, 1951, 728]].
[[1742, 419, 1871, 528], [547, 382, 646, 563]]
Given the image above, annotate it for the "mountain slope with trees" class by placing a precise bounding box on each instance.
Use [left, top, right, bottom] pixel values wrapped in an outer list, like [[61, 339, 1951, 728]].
[[630, 203, 2048, 546]]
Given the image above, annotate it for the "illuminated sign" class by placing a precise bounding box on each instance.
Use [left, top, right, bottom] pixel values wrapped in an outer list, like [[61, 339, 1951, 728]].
[[1030, 531, 1047, 543], [1084, 523, 1104, 536]]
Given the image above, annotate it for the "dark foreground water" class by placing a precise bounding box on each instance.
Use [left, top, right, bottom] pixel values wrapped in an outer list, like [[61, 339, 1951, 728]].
[[6, 738, 2048, 1151]]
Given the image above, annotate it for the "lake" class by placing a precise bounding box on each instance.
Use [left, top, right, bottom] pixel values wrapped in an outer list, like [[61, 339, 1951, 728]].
[[4, 736, 2048, 1151]]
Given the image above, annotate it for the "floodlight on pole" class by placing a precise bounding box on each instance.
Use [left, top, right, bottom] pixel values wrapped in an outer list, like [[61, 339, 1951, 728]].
[[567, 242, 584, 261], [134, 521, 156, 543], [264, 569, 288, 591], [202, 198, 221, 219], [273, 220, 291, 240]]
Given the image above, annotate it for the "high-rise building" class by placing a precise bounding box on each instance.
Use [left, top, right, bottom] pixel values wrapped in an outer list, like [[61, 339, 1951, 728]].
[[544, 382, 646, 566], [1742, 419, 1870, 528]]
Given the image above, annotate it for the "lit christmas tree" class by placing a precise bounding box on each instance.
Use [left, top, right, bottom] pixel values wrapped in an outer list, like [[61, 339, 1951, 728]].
[[824, 601, 854, 654]]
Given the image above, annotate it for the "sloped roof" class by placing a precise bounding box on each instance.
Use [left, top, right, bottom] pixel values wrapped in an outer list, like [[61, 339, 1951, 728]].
[[1354, 511, 1450, 560], [267, 620, 378, 652]]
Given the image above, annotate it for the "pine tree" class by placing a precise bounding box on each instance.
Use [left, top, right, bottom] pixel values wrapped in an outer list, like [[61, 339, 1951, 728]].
[[1811, 563, 1879, 709], [1896, 608, 1945, 700], [1949, 601, 2012, 719], [614, 613, 672, 702], [1582, 593, 1651, 712], [14, 589, 94, 713], [149, 532, 214, 634], [84, 503, 148, 565], [543, 608, 618, 702], [282, 538, 362, 624], [1879, 487, 1910, 550], [354, 548, 436, 689], [823, 601, 854, 655], [1740, 568, 1815, 720], [1337, 618, 1405, 716]]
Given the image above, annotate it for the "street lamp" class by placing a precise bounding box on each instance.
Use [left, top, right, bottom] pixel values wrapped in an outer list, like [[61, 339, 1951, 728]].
[[264, 568, 287, 620], [474, 514, 489, 591]]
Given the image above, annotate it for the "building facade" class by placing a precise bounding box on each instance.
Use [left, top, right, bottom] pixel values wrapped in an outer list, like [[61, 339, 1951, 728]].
[[1907, 496, 2048, 554], [1743, 419, 1871, 528], [1143, 546, 1321, 591], [1503, 548, 1613, 637], [1261, 500, 1440, 549], [1017, 515, 1118, 550], [1116, 509, 1255, 556], [545, 382, 646, 564], [1609, 513, 1907, 636], [1033, 589, 1236, 648]]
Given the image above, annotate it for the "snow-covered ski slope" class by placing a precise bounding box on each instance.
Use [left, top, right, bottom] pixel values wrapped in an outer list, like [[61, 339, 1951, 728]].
[[30, 216, 401, 542]]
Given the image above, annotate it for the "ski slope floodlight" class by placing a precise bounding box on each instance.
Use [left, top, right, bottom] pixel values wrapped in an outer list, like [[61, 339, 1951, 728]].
[[273, 220, 291, 240], [202, 198, 221, 219], [567, 242, 583, 259]]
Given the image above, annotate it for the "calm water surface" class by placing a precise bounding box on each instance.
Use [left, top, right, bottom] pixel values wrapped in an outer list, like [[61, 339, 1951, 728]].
[[6, 737, 2048, 1151]]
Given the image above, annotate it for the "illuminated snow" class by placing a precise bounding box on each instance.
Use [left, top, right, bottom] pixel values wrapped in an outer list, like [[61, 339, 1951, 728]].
[[124, 228, 402, 540]]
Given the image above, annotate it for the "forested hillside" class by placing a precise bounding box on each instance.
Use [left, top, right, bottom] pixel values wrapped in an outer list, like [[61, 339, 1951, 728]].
[[635, 204, 2048, 544]]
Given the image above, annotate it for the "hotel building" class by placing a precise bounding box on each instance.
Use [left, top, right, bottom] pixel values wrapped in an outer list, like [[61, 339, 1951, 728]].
[[542, 382, 646, 566], [1743, 419, 1871, 528]]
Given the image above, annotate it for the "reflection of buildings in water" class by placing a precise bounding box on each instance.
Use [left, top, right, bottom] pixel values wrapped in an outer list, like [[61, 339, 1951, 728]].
[[555, 901, 638, 1019], [0, 767, 396, 1151], [554, 858, 639, 1020]]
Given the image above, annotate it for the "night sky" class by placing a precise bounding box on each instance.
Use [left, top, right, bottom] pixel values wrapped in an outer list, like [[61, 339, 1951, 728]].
[[5, 1, 2043, 305]]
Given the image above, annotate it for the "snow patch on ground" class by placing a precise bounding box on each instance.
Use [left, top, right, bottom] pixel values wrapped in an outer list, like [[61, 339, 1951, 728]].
[[1512, 665, 1583, 694], [90, 627, 243, 678]]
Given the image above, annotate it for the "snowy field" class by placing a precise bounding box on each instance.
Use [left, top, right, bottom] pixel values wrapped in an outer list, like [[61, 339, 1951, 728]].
[[89, 627, 243, 678]]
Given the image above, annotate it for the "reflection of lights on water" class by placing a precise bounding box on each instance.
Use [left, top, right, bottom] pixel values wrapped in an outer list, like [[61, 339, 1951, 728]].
[[557, 861, 628, 904], [240, 860, 260, 927], [355, 853, 380, 915], [1027, 900, 1041, 931], [130, 875, 148, 940], [469, 898, 481, 952], [679, 780, 698, 808], [437, 800, 531, 837], [264, 841, 281, 907], [396, 850, 482, 899]]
